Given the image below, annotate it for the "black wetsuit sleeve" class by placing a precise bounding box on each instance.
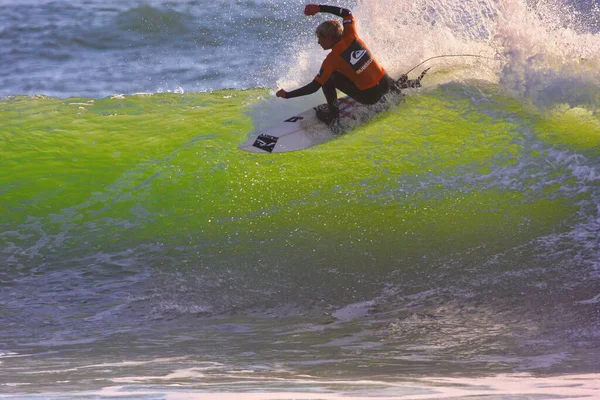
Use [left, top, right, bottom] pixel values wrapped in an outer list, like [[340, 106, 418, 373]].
[[285, 80, 322, 98], [318, 5, 351, 18]]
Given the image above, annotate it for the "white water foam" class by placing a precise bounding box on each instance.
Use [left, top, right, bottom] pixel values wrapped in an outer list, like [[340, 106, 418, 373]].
[[9, 372, 598, 399]]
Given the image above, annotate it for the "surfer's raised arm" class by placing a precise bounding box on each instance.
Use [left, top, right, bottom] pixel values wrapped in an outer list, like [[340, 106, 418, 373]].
[[303, 4, 352, 18]]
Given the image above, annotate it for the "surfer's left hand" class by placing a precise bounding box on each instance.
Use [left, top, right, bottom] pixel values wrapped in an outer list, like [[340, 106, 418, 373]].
[[304, 4, 320, 16], [276, 89, 288, 99]]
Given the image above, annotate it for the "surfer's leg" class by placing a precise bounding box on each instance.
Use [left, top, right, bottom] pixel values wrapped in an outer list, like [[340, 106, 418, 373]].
[[318, 72, 396, 125], [385, 74, 403, 94], [331, 72, 394, 105], [318, 77, 341, 125], [329, 72, 363, 102], [321, 79, 340, 112]]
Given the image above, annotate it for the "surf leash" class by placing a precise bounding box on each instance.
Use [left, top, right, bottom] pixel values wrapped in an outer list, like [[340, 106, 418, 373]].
[[403, 54, 496, 76]]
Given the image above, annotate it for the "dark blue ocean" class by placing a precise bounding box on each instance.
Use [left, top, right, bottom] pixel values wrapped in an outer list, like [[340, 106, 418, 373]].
[[1, 0, 311, 98]]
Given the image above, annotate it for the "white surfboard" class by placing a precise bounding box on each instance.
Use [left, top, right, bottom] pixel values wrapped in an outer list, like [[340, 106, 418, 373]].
[[239, 96, 394, 153]]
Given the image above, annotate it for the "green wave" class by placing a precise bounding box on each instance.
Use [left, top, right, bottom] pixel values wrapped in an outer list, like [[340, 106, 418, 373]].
[[1, 85, 596, 270]]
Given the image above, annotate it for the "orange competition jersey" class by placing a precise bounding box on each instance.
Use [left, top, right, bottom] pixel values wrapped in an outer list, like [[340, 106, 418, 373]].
[[314, 14, 386, 90]]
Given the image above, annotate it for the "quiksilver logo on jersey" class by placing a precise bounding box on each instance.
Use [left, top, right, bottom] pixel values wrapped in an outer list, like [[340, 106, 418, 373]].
[[341, 40, 371, 71], [350, 50, 366, 65]]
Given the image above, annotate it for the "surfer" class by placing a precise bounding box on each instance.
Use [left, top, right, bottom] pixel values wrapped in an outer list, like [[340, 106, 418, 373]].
[[275, 4, 417, 125]]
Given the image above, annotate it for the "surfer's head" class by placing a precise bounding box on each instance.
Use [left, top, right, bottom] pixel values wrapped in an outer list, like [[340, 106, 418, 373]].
[[315, 20, 342, 49]]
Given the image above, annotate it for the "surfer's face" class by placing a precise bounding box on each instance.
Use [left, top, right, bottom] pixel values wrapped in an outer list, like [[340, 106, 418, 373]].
[[317, 35, 336, 50]]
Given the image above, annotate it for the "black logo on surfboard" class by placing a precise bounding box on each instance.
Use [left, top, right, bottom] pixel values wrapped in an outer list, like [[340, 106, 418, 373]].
[[253, 134, 278, 153]]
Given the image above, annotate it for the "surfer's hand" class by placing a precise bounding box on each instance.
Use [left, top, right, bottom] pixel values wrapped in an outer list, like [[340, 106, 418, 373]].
[[276, 89, 288, 99], [304, 4, 320, 16]]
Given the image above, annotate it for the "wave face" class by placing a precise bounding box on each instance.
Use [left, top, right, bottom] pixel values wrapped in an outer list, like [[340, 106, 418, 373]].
[[1, 0, 599, 396]]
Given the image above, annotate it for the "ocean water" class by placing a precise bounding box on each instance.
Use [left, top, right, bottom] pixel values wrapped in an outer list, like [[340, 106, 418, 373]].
[[1, 0, 600, 399]]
